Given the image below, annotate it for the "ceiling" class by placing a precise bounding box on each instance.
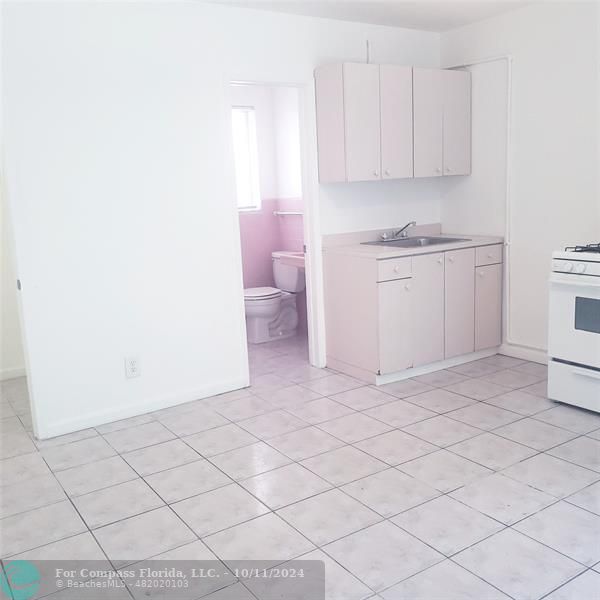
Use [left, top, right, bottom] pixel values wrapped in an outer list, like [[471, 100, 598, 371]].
[[210, 0, 531, 32]]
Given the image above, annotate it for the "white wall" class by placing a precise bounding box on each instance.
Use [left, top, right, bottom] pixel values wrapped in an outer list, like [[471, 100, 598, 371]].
[[2, 2, 440, 437], [441, 1, 600, 354], [1, 196, 26, 381]]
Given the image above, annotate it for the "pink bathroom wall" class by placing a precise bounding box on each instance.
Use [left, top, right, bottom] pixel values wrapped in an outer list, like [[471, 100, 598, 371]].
[[276, 197, 304, 252], [239, 198, 281, 288]]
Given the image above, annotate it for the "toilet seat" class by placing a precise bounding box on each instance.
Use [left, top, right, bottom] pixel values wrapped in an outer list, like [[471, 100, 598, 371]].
[[244, 287, 282, 301]]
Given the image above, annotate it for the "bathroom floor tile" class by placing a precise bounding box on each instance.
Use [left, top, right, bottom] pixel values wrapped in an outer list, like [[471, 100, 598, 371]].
[[453, 528, 584, 600], [121, 438, 201, 475], [512, 361, 549, 378], [241, 463, 332, 509], [301, 374, 364, 396], [521, 380, 549, 398], [215, 396, 277, 422], [443, 378, 510, 401], [95, 414, 155, 435], [341, 469, 440, 518], [183, 423, 258, 457], [450, 473, 556, 524], [478, 368, 544, 389], [172, 483, 269, 537], [376, 379, 434, 399], [157, 405, 229, 437], [412, 370, 468, 388], [544, 570, 600, 600], [0, 473, 65, 519], [481, 355, 526, 369], [354, 430, 437, 465], [392, 495, 504, 556], [209, 442, 291, 480], [0, 452, 50, 486], [565, 481, 600, 515], [323, 521, 443, 592], [301, 446, 387, 486], [144, 459, 231, 503], [449, 359, 505, 377], [266, 426, 344, 460], [277, 488, 382, 546], [514, 501, 600, 566], [255, 384, 322, 409], [398, 450, 492, 493], [73, 478, 164, 529], [318, 412, 393, 444]]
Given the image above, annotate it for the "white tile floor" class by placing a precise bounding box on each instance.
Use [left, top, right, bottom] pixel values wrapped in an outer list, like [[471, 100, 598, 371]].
[[2, 334, 600, 600]]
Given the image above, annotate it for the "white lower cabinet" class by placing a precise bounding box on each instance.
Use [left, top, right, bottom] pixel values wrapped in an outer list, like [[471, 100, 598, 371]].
[[324, 243, 503, 381], [378, 278, 412, 374], [412, 253, 445, 367], [475, 263, 503, 350]]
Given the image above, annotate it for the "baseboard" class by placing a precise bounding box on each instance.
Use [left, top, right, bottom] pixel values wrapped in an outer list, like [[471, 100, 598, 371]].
[[375, 348, 499, 386], [499, 343, 547, 365], [33, 377, 250, 440], [0, 367, 26, 382]]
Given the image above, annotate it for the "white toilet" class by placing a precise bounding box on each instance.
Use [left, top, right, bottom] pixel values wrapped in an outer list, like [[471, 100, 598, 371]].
[[244, 251, 306, 344]]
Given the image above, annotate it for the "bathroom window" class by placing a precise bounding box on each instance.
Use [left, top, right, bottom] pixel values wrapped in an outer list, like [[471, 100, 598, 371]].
[[231, 106, 261, 211]]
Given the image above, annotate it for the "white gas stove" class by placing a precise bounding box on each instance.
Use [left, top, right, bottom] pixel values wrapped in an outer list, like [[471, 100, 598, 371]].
[[548, 243, 600, 412]]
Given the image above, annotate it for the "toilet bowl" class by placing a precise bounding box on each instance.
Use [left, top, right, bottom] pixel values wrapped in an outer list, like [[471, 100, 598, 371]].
[[244, 252, 305, 344]]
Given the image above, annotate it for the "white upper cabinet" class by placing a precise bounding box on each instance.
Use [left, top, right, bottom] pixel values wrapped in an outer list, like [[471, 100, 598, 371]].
[[343, 63, 381, 182], [413, 68, 444, 178], [413, 67, 471, 178], [379, 65, 413, 179], [443, 69, 472, 176], [314, 63, 413, 183]]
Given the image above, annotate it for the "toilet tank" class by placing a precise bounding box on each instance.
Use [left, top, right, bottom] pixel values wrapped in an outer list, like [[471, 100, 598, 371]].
[[272, 252, 306, 292]]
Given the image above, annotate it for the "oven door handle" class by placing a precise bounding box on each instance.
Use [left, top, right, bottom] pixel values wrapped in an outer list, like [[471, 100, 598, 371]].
[[551, 278, 600, 289], [571, 365, 600, 381]]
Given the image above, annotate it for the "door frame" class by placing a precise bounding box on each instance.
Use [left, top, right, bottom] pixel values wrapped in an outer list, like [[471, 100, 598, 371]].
[[227, 79, 326, 369]]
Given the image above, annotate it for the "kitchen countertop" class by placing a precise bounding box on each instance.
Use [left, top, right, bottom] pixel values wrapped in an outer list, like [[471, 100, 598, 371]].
[[323, 233, 504, 260]]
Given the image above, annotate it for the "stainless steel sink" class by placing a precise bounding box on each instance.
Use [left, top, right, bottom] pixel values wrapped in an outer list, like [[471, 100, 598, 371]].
[[362, 236, 471, 248]]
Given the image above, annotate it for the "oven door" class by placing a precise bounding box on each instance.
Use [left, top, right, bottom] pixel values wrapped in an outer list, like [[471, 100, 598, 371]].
[[548, 272, 600, 369]]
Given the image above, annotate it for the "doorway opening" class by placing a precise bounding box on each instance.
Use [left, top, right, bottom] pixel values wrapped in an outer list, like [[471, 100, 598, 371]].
[[230, 82, 317, 383]]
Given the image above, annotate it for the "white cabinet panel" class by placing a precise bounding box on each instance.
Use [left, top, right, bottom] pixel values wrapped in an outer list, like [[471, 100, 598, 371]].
[[412, 253, 445, 366], [413, 68, 443, 178], [380, 65, 413, 179], [343, 63, 381, 182], [443, 69, 471, 176], [445, 248, 475, 358], [378, 278, 413, 374], [475, 263, 503, 350]]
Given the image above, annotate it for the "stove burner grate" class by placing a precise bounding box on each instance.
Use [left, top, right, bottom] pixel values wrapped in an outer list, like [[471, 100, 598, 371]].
[[565, 243, 600, 253]]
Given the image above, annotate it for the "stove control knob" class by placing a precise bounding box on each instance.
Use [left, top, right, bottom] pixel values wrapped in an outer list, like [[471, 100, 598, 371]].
[[576, 263, 587, 274], [563, 262, 574, 272]]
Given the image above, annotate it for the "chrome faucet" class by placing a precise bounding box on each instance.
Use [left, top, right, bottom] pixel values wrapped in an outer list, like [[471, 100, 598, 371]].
[[380, 221, 416, 240]]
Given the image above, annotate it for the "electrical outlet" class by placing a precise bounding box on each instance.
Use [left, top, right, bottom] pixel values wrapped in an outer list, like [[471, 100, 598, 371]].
[[125, 356, 141, 378]]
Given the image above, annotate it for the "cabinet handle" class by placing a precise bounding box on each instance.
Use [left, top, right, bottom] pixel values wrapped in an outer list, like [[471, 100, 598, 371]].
[[478, 271, 484, 277], [437, 258, 443, 264], [393, 266, 400, 273], [487, 254, 494, 259], [373, 170, 379, 177], [405, 283, 411, 291], [436, 167, 441, 173], [448, 257, 454, 263], [384, 169, 390, 176], [446, 167, 452, 173]]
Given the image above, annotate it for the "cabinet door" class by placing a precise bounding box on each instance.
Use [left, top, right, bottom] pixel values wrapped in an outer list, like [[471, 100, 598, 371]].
[[443, 70, 471, 176], [413, 68, 443, 178], [378, 278, 413, 374], [475, 264, 503, 350], [445, 248, 475, 358], [343, 63, 381, 182], [412, 253, 445, 366], [379, 65, 413, 179]]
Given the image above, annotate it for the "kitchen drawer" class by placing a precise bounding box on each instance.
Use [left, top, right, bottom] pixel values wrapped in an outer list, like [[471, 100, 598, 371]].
[[548, 360, 600, 413], [476, 244, 503, 266], [377, 257, 412, 282]]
